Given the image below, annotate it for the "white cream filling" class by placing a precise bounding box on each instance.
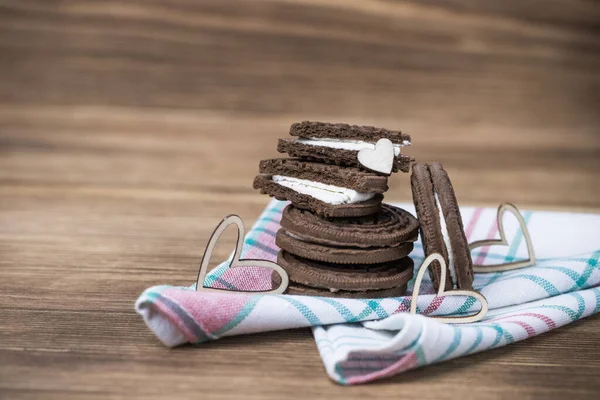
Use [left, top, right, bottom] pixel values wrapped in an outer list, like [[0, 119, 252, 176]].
[[296, 137, 408, 156], [272, 175, 374, 205], [434, 192, 457, 288]]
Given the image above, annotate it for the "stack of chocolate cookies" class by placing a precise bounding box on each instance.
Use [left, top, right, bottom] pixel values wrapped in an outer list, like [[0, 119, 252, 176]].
[[254, 121, 419, 298]]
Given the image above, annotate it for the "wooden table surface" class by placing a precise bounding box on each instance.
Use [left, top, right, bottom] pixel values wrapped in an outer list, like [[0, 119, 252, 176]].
[[1, 1, 599, 399]]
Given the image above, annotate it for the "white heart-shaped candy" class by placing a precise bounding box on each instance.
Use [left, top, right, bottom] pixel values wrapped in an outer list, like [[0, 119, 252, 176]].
[[357, 138, 395, 175]]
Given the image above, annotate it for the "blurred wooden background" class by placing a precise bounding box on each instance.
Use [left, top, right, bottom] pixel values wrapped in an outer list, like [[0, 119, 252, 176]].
[[1, 1, 599, 399]]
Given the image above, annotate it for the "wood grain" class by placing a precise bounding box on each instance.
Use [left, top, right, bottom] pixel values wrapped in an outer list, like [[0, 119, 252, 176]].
[[1, 0, 599, 398]]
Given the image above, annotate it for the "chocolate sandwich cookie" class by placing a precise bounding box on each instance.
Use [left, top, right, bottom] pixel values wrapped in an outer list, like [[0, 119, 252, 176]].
[[280, 204, 419, 248], [276, 229, 414, 264], [411, 162, 473, 291], [278, 121, 413, 173], [258, 158, 389, 193], [276, 251, 414, 297], [253, 158, 385, 217]]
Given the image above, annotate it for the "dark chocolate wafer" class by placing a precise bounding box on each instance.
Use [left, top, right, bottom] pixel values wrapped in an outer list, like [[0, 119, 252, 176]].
[[280, 204, 419, 248], [253, 175, 383, 218], [277, 250, 414, 292], [276, 230, 414, 264], [411, 162, 473, 291], [290, 121, 411, 144]]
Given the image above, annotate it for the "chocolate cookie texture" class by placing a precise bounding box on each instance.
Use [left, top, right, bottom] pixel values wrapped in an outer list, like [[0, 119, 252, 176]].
[[280, 204, 419, 248], [254, 157, 389, 217], [254, 121, 417, 298], [276, 230, 414, 264], [258, 158, 389, 193], [289, 121, 411, 144], [277, 251, 414, 292], [411, 162, 473, 291], [278, 121, 413, 174], [278, 139, 413, 173], [253, 175, 384, 218]]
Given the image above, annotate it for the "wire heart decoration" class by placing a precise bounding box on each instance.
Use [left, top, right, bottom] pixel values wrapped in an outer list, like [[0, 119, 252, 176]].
[[195, 215, 289, 295], [410, 253, 488, 324], [469, 203, 536, 273]]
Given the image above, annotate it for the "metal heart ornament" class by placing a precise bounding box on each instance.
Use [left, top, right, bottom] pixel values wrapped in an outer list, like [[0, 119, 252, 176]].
[[195, 215, 289, 294], [410, 253, 488, 324], [469, 203, 536, 273], [357, 138, 395, 175]]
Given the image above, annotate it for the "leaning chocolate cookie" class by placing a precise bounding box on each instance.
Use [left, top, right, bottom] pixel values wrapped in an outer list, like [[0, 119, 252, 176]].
[[253, 158, 386, 217], [411, 162, 474, 291], [278, 121, 413, 173]]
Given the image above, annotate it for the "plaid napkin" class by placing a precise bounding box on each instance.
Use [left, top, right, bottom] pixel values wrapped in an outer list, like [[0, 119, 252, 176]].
[[135, 199, 600, 384]]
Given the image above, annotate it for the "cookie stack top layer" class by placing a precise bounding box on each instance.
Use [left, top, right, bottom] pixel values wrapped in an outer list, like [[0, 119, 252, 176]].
[[278, 121, 413, 173], [254, 121, 412, 217]]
